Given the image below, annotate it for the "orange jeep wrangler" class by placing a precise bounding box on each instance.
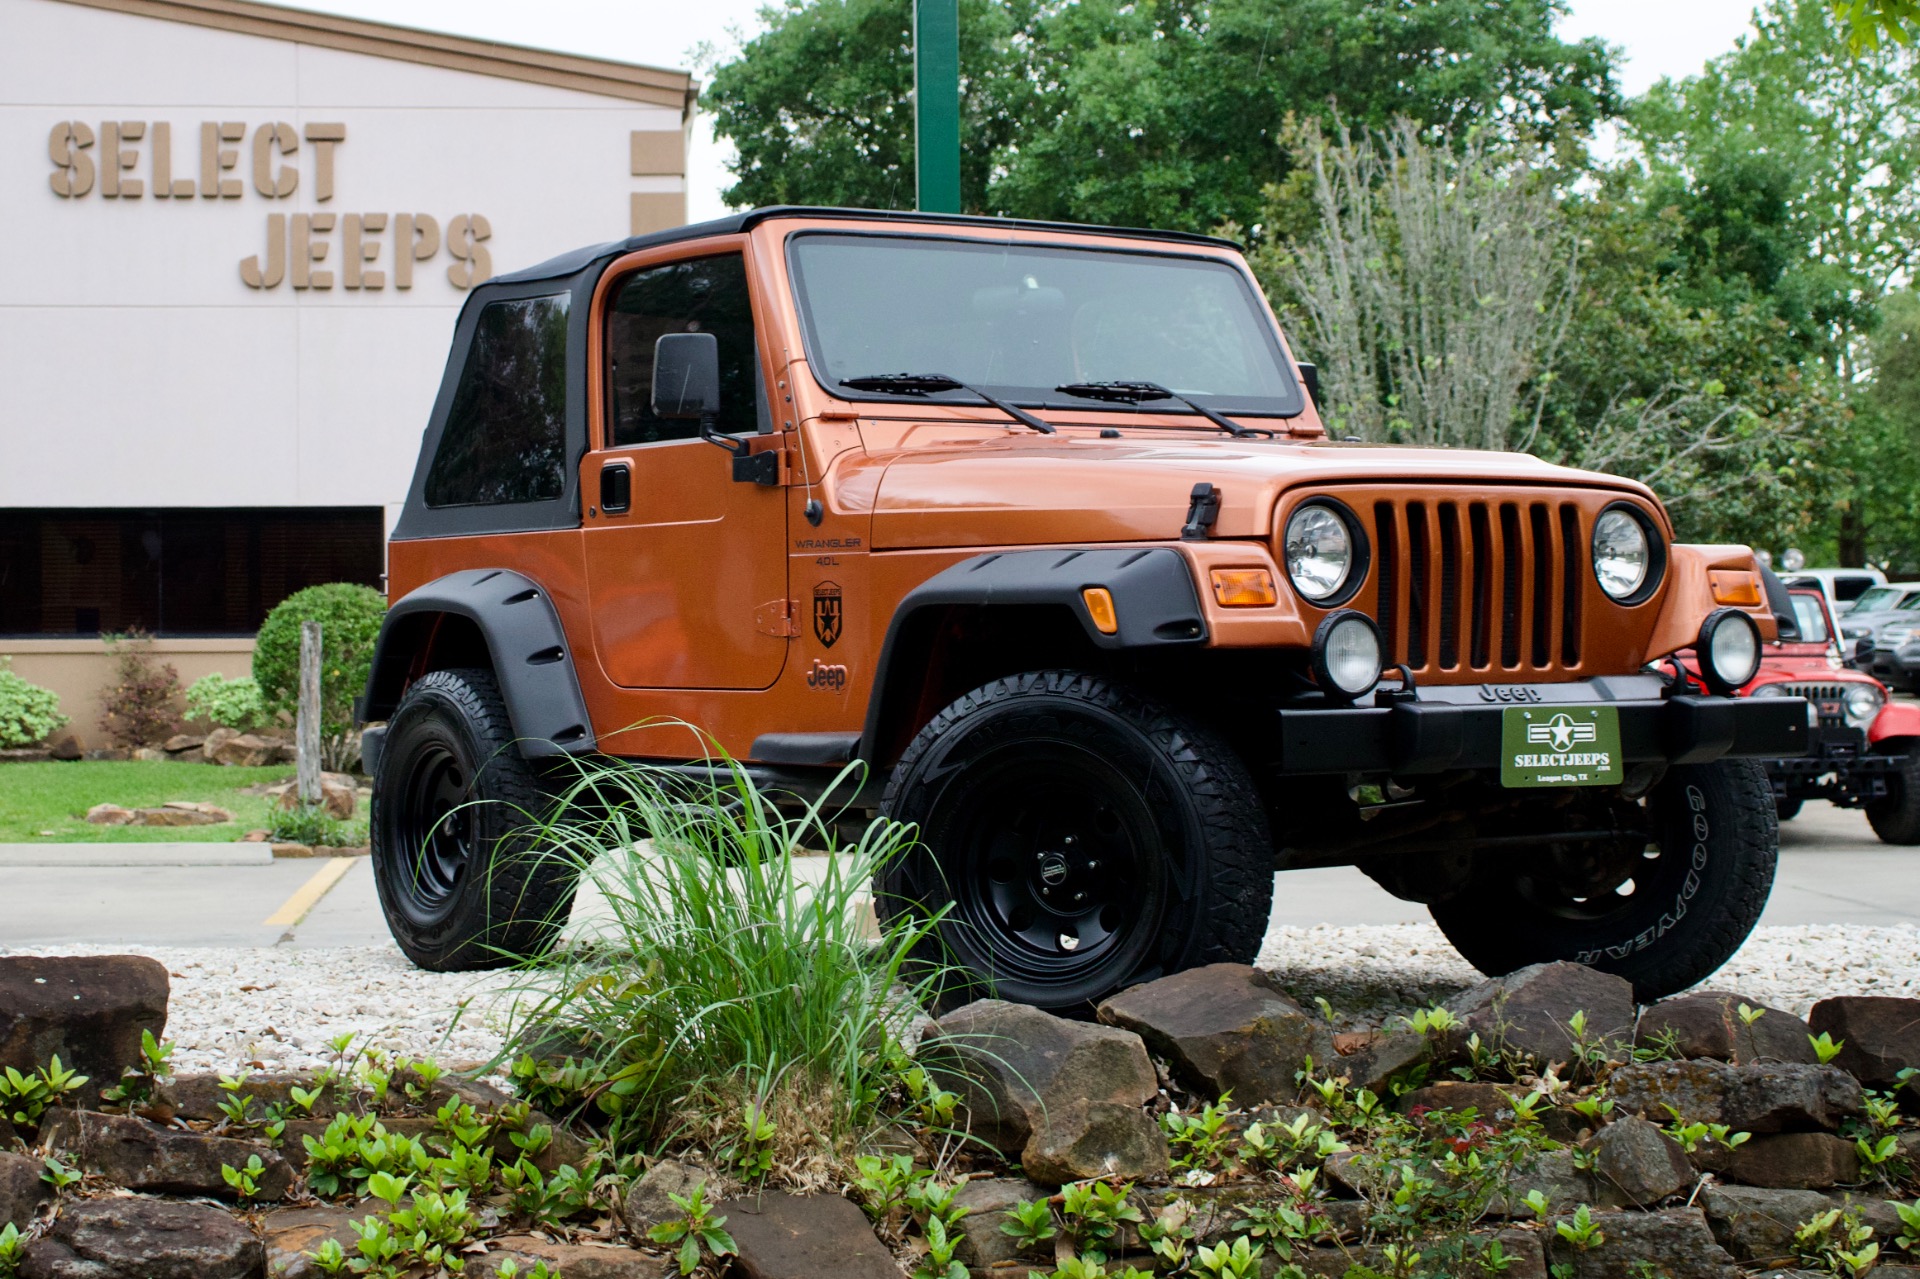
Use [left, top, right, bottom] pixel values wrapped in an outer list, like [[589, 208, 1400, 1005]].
[[359, 207, 1809, 1010]]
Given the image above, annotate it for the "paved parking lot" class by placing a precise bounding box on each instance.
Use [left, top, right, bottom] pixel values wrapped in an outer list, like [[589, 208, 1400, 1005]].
[[2, 802, 1912, 951]]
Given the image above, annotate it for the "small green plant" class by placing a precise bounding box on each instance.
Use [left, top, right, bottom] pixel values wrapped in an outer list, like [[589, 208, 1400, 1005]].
[[347, 1215, 408, 1279], [305, 1238, 349, 1278], [1001, 1198, 1057, 1254], [1569, 1094, 1614, 1123], [1193, 1235, 1264, 1278], [267, 804, 368, 848], [721, 1100, 776, 1180], [1892, 1199, 1920, 1252], [0, 1056, 89, 1127], [492, 1264, 560, 1279], [1523, 1189, 1552, 1218], [184, 671, 267, 730], [646, 1185, 737, 1277], [1793, 1207, 1879, 1277], [1058, 1180, 1142, 1262], [914, 1213, 967, 1279], [1661, 1107, 1751, 1154], [0, 657, 65, 748], [221, 1154, 267, 1202], [102, 1029, 175, 1108], [1138, 1199, 1196, 1268], [1401, 1005, 1463, 1037], [1555, 1205, 1605, 1251], [1736, 1002, 1765, 1027], [1161, 1096, 1236, 1180], [41, 1155, 82, 1193], [1811, 1032, 1846, 1065], [0, 1222, 26, 1279]]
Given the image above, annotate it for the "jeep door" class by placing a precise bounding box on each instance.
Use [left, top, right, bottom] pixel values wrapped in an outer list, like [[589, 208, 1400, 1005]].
[[580, 241, 787, 690]]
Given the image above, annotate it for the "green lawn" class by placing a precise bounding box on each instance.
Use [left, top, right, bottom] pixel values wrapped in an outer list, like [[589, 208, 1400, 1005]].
[[0, 760, 295, 842]]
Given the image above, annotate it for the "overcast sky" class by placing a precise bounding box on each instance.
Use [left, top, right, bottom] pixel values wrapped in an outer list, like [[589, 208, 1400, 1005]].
[[298, 0, 1766, 221]]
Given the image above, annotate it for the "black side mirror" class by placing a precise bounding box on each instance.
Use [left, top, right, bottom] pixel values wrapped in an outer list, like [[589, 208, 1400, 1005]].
[[652, 332, 720, 419], [1298, 361, 1321, 412]]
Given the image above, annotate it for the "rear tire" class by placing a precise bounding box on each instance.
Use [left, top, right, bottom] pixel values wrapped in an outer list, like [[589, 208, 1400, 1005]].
[[1866, 747, 1920, 845], [1429, 760, 1777, 1002], [372, 667, 577, 971], [876, 670, 1273, 1016]]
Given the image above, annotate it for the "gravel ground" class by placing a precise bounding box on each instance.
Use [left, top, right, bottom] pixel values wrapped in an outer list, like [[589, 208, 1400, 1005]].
[[16, 922, 1920, 1072]]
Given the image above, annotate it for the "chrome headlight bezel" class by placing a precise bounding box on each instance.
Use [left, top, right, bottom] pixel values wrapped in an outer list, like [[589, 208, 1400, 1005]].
[[1282, 498, 1369, 608], [1591, 502, 1666, 606], [1698, 607, 1763, 694], [1843, 683, 1885, 728]]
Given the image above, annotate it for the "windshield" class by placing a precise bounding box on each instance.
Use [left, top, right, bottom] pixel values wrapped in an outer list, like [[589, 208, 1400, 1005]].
[[1789, 595, 1830, 643], [788, 233, 1305, 419], [1852, 587, 1901, 613]]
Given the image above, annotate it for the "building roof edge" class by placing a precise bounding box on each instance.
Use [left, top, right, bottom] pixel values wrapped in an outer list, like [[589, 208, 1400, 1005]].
[[44, 0, 697, 114]]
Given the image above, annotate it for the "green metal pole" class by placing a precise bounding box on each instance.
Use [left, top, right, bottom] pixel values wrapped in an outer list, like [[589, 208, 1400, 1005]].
[[913, 0, 961, 213]]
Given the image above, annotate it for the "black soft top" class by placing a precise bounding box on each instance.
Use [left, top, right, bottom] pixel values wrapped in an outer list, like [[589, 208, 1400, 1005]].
[[488, 205, 1243, 287]]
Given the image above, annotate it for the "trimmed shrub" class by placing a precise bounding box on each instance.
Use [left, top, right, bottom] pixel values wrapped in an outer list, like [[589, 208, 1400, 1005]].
[[254, 583, 386, 770], [0, 658, 67, 748], [98, 630, 182, 748], [184, 672, 267, 731]]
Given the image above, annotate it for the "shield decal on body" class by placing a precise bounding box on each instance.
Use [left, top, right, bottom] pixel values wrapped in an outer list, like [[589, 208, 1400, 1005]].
[[813, 581, 843, 648]]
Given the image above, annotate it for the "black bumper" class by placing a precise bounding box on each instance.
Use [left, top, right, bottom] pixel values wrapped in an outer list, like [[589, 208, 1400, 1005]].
[[1276, 693, 1811, 777]]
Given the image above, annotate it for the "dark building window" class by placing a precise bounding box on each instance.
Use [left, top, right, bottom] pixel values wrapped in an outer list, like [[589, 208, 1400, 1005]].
[[426, 293, 571, 507], [0, 508, 384, 638]]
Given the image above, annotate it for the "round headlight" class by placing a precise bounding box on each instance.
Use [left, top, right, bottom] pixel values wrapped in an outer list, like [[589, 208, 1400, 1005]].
[[1844, 683, 1884, 728], [1750, 682, 1789, 698], [1698, 608, 1762, 694], [1593, 509, 1651, 601], [1312, 610, 1383, 701], [1284, 504, 1355, 603]]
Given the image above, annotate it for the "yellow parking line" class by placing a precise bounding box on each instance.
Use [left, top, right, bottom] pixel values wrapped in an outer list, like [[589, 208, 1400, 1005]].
[[264, 857, 356, 927]]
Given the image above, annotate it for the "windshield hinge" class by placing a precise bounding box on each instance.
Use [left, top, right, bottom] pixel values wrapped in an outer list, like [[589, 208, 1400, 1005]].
[[1182, 483, 1221, 541], [755, 599, 798, 638]]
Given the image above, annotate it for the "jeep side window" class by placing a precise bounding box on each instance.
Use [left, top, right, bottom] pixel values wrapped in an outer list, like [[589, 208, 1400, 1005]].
[[424, 294, 570, 508], [1790, 595, 1830, 643], [606, 254, 757, 446]]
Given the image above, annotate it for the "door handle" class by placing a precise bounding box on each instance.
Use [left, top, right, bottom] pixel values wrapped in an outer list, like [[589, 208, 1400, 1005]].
[[600, 463, 631, 514]]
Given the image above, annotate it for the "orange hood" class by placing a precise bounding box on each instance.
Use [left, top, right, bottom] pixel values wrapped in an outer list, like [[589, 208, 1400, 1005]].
[[861, 432, 1661, 550]]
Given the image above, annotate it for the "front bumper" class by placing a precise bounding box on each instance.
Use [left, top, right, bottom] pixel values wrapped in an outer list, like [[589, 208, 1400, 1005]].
[[1275, 676, 1810, 777]]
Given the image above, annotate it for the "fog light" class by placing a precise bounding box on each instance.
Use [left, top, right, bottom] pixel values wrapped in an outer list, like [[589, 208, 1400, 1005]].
[[1698, 608, 1762, 694], [1312, 610, 1383, 702]]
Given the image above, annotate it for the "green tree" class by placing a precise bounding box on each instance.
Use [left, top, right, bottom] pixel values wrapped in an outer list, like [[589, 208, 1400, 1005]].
[[1629, 0, 1920, 561], [703, 0, 1618, 233], [1830, 0, 1920, 51], [253, 584, 386, 771]]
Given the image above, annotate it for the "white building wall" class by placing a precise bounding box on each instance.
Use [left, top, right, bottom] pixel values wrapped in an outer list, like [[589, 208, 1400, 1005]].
[[0, 0, 687, 515]]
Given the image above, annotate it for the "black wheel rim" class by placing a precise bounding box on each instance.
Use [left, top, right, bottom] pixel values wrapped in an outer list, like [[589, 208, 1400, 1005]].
[[924, 738, 1172, 997], [393, 741, 476, 917], [1511, 797, 1672, 924]]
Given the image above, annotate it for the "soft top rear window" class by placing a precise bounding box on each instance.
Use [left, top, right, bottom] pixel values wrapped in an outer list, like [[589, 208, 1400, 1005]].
[[787, 233, 1304, 419]]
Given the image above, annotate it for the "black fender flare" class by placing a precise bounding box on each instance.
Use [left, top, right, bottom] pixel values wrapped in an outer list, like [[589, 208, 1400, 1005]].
[[859, 546, 1208, 762], [357, 568, 595, 761]]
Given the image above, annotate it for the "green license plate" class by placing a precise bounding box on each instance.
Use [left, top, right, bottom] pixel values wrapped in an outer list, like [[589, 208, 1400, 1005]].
[[1500, 705, 1624, 788]]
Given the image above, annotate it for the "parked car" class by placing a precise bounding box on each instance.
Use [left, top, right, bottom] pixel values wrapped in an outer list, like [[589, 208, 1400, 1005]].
[[1781, 567, 1887, 617], [1693, 575, 1920, 843], [1835, 583, 1920, 667], [357, 205, 1808, 1008], [1868, 605, 1920, 691]]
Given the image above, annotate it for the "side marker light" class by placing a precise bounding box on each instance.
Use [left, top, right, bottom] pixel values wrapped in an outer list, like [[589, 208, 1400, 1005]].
[[1210, 568, 1279, 607], [1082, 587, 1119, 634]]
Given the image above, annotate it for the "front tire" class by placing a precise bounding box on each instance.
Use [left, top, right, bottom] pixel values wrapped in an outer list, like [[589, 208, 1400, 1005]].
[[372, 667, 576, 971], [1428, 760, 1777, 1001], [876, 670, 1274, 1016], [1866, 747, 1920, 845]]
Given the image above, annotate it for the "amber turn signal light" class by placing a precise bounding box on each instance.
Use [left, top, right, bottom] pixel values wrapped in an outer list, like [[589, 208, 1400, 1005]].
[[1209, 568, 1279, 608], [1082, 587, 1119, 634], [1709, 570, 1762, 607]]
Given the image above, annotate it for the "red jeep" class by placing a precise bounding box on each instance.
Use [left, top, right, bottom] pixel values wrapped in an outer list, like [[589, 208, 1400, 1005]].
[[1699, 574, 1920, 843]]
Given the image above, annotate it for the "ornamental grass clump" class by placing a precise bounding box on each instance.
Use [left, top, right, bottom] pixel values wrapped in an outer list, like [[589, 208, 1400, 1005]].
[[494, 746, 944, 1188]]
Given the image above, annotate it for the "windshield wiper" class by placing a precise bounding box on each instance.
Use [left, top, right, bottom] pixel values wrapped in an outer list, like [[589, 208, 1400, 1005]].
[[1054, 380, 1273, 439], [839, 372, 1056, 435]]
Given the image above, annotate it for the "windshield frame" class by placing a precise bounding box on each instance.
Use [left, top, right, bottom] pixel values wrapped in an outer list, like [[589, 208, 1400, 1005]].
[[783, 228, 1307, 422]]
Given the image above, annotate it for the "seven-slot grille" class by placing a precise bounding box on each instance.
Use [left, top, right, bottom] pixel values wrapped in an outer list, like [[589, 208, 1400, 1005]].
[[1768, 682, 1850, 727], [1369, 496, 1586, 678]]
